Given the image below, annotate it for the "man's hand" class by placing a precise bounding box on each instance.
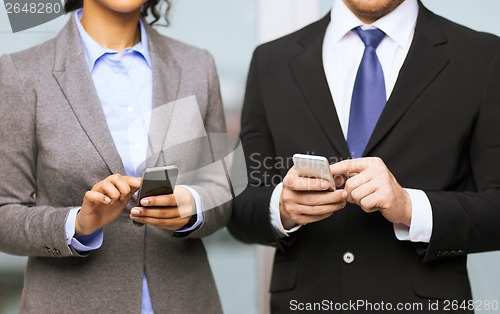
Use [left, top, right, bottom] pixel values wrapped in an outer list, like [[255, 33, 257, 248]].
[[280, 166, 347, 230], [129, 186, 195, 231], [76, 174, 141, 237], [331, 157, 412, 226]]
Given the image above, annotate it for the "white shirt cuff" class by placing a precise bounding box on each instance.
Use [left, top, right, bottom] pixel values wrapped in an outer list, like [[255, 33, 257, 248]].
[[175, 185, 204, 232], [394, 188, 433, 243], [270, 183, 302, 237]]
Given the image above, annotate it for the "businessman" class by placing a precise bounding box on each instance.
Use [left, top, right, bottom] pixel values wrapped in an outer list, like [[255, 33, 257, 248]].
[[229, 0, 500, 312]]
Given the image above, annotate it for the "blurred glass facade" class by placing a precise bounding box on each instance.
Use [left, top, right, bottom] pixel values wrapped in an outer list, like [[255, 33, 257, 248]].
[[2, 1, 500, 313]]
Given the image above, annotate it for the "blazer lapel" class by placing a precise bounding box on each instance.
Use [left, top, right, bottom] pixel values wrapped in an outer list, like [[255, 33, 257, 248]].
[[289, 14, 351, 159], [144, 24, 181, 167], [363, 4, 449, 156], [52, 16, 125, 175]]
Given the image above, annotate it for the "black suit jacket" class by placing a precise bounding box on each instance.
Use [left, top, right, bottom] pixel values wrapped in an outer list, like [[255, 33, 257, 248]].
[[229, 3, 500, 313]]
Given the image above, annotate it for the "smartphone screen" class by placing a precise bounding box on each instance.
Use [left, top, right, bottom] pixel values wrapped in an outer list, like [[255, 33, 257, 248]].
[[134, 165, 178, 226], [138, 165, 178, 201]]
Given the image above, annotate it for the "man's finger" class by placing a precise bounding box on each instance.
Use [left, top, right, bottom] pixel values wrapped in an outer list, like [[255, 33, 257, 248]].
[[289, 202, 346, 217], [295, 189, 346, 206], [359, 193, 380, 213], [344, 173, 372, 195], [348, 181, 377, 205], [284, 175, 331, 191], [330, 157, 382, 176]]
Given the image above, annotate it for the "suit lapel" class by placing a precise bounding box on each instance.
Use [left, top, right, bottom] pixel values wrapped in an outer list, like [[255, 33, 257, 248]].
[[52, 16, 125, 175], [289, 14, 351, 158], [144, 24, 181, 167], [363, 4, 449, 156]]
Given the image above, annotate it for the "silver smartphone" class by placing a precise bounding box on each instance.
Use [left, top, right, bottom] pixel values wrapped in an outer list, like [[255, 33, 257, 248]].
[[134, 165, 178, 226], [292, 153, 335, 190]]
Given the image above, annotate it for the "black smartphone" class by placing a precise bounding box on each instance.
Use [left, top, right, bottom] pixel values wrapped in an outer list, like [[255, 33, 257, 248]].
[[134, 165, 178, 226]]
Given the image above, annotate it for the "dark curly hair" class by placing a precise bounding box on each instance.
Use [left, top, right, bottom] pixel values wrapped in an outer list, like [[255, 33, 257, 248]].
[[64, 0, 171, 25]]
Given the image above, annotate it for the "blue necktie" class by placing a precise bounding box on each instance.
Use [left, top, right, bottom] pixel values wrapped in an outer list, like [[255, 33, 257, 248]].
[[347, 27, 386, 158]]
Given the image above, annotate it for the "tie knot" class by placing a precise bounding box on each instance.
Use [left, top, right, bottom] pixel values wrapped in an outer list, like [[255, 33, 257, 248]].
[[354, 27, 385, 49]]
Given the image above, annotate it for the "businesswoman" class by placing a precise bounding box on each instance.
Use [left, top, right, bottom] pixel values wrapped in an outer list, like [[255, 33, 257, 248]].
[[0, 0, 230, 313]]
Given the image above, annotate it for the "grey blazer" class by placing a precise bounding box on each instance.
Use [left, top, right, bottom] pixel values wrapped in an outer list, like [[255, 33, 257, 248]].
[[0, 15, 230, 314]]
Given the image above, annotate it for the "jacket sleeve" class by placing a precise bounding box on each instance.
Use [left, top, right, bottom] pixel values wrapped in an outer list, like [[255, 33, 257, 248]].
[[180, 51, 233, 239], [227, 48, 286, 247], [424, 45, 500, 262], [0, 54, 81, 258]]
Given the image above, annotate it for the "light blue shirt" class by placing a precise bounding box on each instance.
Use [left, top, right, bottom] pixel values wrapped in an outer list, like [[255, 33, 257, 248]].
[[64, 9, 203, 313]]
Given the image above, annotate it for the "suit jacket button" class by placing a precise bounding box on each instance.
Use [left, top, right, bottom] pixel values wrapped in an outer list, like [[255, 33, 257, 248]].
[[53, 249, 61, 256], [343, 252, 355, 264]]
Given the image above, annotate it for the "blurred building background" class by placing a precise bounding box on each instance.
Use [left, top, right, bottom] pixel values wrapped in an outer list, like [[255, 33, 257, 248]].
[[1, 0, 500, 313]]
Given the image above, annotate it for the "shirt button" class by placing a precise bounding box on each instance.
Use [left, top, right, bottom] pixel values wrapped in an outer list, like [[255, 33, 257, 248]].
[[343, 252, 355, 264], [128, 106, 134, 113]]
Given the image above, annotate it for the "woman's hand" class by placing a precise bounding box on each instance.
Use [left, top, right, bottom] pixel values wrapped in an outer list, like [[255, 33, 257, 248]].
[[76, 174, 141, 237], [129, 186, 196, 231]]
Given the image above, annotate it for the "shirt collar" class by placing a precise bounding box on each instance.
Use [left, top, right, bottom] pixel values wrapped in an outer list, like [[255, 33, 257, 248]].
[[329, 0, 419, 49], [74, 8, 152, 71]]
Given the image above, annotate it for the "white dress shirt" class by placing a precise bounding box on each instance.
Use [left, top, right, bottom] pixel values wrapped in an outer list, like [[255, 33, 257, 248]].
[[270, 0, 433, 243]]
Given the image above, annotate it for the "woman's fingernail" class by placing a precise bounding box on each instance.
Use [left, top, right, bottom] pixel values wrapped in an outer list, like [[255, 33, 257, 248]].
[[141, 199, 149, 206], [131, 209, 140, 215], [104, 197, 111, 203], [321, 181, 329, 189]]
